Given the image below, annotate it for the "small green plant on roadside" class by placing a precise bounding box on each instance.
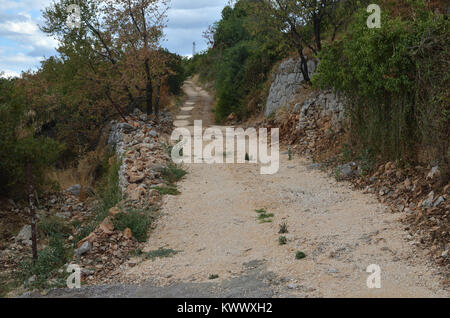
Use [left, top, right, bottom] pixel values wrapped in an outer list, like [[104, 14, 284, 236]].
[[113, 209, 153, 242], [208, 274, 219, 280], [341, 144, 353, 163], [153, 185, 180, 195], [279, 223, 288, 234], [38, 215, 70, 240], [129, 248, 144, 257], [358, 148, 375, 176], [245, 153, 250, 161], [145, 248, 179, 260], [161, 163, 187, 184], [279, 236, 287, 245], [288, 148, 293, 161], [18, 237, 70, 290], [295, 251, 306, 260], [74, 155, 122, 245], [70, 219, 82, 230], [334, 168, 342, 181]]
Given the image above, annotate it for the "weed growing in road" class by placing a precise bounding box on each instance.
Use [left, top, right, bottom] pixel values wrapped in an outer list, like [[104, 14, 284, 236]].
[[288, 147, 293, 161], [153, 186, 180, 195], [279, 223, 288, 234], [279, 236, 287, 245], [209, 274, 219, 280], [295, 251, 306, 260], [145, 248, 179, 260], [129, 248, 143, 257], [255, 208, 274, 223]]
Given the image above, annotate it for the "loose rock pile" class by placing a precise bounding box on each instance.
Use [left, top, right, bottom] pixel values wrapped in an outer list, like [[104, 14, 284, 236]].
[[295, 90, 346, 134], [108, 109, 172, 209], [73, 207, 140, 284], [265, 57, 317, 116], [0, 108, 175, 292], [263, 87, 449, 281], [72, 109, 173, 284]]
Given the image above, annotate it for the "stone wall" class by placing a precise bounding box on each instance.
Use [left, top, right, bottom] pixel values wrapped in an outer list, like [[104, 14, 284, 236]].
[[295, 90, 346, 133], [265, 57, 346, 132], [265, 57, 316, 116]]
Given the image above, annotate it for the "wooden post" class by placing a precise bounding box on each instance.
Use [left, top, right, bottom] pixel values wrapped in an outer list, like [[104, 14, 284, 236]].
[[27, 162, 38, 262]]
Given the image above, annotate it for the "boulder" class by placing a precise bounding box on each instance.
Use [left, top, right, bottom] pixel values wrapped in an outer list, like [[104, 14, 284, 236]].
[[75, 241, 91, 256], [99, 217, 115, 234], [117, 123, 135, 132], [427, 166, 440, 180], [66, 184, 81, 196], [433, 196, 445, 207], [78, 232, 97, 247], [108, 206, 122, 217], [422, 191, 435, 208], [15, 225, 32, 244], [337, 163, 355, 179], [123, 228, 133, 239], [128, 173, 145, 184]]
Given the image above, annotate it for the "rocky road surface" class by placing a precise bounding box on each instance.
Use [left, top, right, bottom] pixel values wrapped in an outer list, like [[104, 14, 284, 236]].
[[36, 80, 448, 298]]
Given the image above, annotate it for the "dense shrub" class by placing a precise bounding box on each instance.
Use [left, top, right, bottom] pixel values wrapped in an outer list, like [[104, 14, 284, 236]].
[[18, 237, 70, 289], [0, 78, 63, 197], [313, 2, 449, 173], [113, 210, 152, 242]]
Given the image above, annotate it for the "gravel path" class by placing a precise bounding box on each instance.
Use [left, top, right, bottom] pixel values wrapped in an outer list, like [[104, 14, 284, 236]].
[[38, 80, 448, 298]]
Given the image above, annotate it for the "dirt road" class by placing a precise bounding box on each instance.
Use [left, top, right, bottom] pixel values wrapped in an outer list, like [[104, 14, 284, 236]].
[[42, 80, 448, 298]]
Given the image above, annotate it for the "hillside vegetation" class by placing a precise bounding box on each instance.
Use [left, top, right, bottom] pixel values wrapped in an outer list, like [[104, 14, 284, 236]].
[[187, 0, 449, 179], [0, 0, 186, 198]]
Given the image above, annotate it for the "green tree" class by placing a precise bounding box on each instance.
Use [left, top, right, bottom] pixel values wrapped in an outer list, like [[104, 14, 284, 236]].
[[313, 2, 449, 171], [0, 77, 63, 196], [255, 0, 363, 82]]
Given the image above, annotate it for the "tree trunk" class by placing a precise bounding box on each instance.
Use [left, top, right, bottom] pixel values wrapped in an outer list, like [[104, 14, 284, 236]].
[[154, 78, 161, 117], [314, 16, 322, 52], [146, 79, 153, 115], [298, 47, 310, 83], [144, 58, 153, 115], [27, 162, 38, 262]]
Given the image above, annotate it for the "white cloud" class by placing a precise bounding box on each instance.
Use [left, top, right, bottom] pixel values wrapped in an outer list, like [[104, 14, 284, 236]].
[[0, 69, 20, 78], [0, 3, 58, 74], [165, 0, 229, 55], [0, 0, 231, 73], [0, 0, 52, 11]]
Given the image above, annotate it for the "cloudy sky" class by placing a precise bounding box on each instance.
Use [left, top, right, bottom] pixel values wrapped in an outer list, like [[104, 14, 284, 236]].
[[0, 0, 229, 78]]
